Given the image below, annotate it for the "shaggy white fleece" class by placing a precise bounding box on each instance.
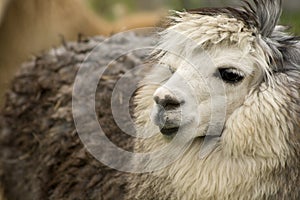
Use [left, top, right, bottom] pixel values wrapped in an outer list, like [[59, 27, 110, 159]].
[[129, 2, 300, 200]]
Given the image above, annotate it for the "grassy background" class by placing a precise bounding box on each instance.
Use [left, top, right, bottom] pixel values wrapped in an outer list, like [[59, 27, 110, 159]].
[[88, 0, 300, 34], [281, 11, 300, 34]]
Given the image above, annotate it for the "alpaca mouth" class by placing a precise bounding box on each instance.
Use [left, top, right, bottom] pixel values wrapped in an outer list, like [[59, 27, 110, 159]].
[[155, 113, 181, 136], [152, 108, 181, 128], [151, 104, 182, 136], [160, 127, 179, 136]]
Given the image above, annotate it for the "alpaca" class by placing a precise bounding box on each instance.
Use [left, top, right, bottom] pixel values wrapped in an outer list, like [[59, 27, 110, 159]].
[[128, 0, 300, 199], [0, 0, 299, 199]]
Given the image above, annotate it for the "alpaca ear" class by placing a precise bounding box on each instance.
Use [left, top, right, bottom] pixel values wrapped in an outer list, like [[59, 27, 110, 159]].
[[245, 0, 282, 37]]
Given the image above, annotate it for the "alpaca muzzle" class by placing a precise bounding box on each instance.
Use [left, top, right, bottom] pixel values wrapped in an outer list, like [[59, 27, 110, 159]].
[[152, 87, 184, 136]]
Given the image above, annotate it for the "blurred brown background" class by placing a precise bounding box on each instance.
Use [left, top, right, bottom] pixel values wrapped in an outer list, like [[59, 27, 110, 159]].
[[88, 0, 300, 32], [0, 0, 299, 106]]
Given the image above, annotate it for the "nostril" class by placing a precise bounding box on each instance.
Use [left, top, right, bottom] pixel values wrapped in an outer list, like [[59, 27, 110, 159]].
[[163, 95, 181, 109], [154, 94, 184, 110], [153, 95, 161, 105]]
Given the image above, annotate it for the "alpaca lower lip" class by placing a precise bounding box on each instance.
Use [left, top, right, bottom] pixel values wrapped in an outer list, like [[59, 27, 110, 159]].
[[153, 109, 182, 129], [160, 127, 179, 136]]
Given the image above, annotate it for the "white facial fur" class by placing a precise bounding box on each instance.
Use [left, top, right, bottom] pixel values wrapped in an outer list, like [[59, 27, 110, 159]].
[[144, 12, 266, 139]]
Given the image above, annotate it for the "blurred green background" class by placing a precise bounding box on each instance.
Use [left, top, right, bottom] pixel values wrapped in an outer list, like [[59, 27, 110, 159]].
[[88, 0, 300, 34], [281, 12, 300, 34]]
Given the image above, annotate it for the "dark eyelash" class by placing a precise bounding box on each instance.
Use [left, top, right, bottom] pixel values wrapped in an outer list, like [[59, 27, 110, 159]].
[[217, 68, 245, 84]]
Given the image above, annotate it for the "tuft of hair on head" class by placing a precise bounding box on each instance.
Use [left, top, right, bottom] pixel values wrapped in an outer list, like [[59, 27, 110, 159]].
[[242, 0, 282, 37], [240, 0, 300, 74]]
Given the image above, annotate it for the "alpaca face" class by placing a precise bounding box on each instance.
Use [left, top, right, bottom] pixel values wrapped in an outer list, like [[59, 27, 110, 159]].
[[148, 13, 263, 139], [150, 45, 261, 138]]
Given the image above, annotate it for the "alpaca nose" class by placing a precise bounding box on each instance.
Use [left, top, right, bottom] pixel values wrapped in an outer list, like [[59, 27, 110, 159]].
[[153, 87, 183, 110], [153, 87, 184, 136]]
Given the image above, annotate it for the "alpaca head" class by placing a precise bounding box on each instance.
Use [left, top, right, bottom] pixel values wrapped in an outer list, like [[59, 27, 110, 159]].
[[135, 0, 299, 158], [150, 14, 261, 139]]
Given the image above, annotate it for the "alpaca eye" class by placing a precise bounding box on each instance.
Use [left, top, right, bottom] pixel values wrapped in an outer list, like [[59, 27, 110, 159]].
[[218, 68, 244, 84]]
